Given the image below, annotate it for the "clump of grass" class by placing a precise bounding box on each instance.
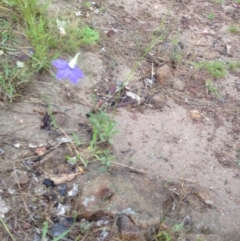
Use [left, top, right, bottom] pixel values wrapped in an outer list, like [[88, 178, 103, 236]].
[[228, 24, 240, 34], [202, 12, 215, 19], [228, 61, 240, 71], [152, 231, 172, 241], [205, 80, 219, 96], [203, 60, 227, 78], [88, 111, 118, 150], [60, 25, 99, 53], [1, 0, 100, 101]]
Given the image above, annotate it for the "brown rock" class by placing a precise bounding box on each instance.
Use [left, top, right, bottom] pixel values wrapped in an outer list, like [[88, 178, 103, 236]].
[[151, 96, 165, 110], [116, 214, 146, 241], [11, 170, 29, 185], [190, 110, 201, 121], [155, 64, 173, 86]]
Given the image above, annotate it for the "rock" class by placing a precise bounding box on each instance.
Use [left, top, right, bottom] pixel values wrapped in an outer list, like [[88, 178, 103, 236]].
[[190, 110, 201, 121], [11, 170, 29, 185], [151, 96, 165, 110], [155, 64, 173, 86], [173, 77, 186, 91], [116, 214, 146, 241], [0, 197, 10, 218], [80, 184, 114, 210]]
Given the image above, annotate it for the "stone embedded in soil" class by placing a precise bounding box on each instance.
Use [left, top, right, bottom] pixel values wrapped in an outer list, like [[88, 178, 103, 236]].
[[155, 64, 173, 86], [11, 170, 29, 185], [190, 110, 201, 121], [116, 214, 146, 241], [151, 95, 165, 109], [0, 197, 10, 218]]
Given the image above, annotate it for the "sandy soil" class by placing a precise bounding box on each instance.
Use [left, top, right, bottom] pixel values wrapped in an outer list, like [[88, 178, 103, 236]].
[[0, 0, 240, 240]]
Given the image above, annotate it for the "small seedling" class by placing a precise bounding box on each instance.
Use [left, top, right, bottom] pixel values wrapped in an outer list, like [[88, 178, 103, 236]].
[[205, 80, 219, 96], [172, 223, 183, 233], [228, 24, 240, 34], [203, 61, 227, 78], [152, 230, 172, 241], [60, 25, 100, 53], [65, 154, 88, 168], [228, 61, 240, 71], [84, 1, 92, 9], [202, 12, 215, 19], [41, 220, 72, 241], [94, 149, 115, 167], [88, 111, 118, 150]]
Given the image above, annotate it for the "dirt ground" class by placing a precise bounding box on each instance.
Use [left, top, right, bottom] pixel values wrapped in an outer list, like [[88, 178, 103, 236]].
[[1, 0, 240, 240]]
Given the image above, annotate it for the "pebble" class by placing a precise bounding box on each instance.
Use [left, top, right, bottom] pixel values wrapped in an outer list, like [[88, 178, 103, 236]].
[[155, 64, 173, 86]]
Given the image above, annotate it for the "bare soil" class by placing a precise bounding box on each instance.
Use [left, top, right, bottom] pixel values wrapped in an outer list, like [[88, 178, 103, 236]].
[[1, 0, 240, 240]]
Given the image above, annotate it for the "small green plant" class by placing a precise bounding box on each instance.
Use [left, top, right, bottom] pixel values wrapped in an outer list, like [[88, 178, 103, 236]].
[[228, 61, 240, 71], [0, 217, 16, 241], [60, 25, 99, 53], [152, 230, 172, 241], [237, 0, 240, 3], [88, 111, 118, 150], [205, 80, 219, 95], [228, 24, 240, 34], [172, 223, 183, 233], [66, 153, 89, 168], [0, 61, 31, 101], [203, 61, 227, 78], [41, 220, 72, 241], [94, 149, 115, 167], [170, 52, 182, 64], [202, 12, 215, 19], [84, 1, 92, 9]]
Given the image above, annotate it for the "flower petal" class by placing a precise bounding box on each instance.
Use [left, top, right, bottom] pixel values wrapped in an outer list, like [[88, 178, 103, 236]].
[[67, 68, 84, 84], [73, 66, 85, 78], [51, 59, 68, 69], [55, 67, 70, 80]]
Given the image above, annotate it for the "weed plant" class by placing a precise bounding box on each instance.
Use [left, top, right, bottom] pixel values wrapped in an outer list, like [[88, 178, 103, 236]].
[[205, 80, 219, 96], [228, 61, 240, 71], [88, 111, 118, 151], [228, 24, 240, 34], [0, 0, 100, 101], [195, 61, 227, 79], [202, 12, 215, 19]]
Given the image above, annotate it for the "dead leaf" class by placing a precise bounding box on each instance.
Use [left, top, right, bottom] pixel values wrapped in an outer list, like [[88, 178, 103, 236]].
[[34, 146, 47, 156], [49, 172, 83, 185]]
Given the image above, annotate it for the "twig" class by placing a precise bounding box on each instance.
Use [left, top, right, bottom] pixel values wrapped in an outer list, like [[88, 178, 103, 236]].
[[0, 218, 16, 241], [111, 161, 148, 174]]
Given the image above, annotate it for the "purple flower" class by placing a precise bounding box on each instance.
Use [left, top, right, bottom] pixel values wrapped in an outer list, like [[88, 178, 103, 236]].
[[51, 53, 84, 84]]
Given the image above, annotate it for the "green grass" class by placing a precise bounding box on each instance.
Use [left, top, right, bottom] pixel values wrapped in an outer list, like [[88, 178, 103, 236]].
[[228, 24, 240, 34], [88, 111, 118, 151], [0, 0, 100, 101], [0, 217, 16, 241], [202, 12, 215, 19], [228, 61, 240, 71], [205, 80, 219, 96], [152, 231, 172, 241], [201, 61, 227, 78], [41, 221, 72, 241]]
